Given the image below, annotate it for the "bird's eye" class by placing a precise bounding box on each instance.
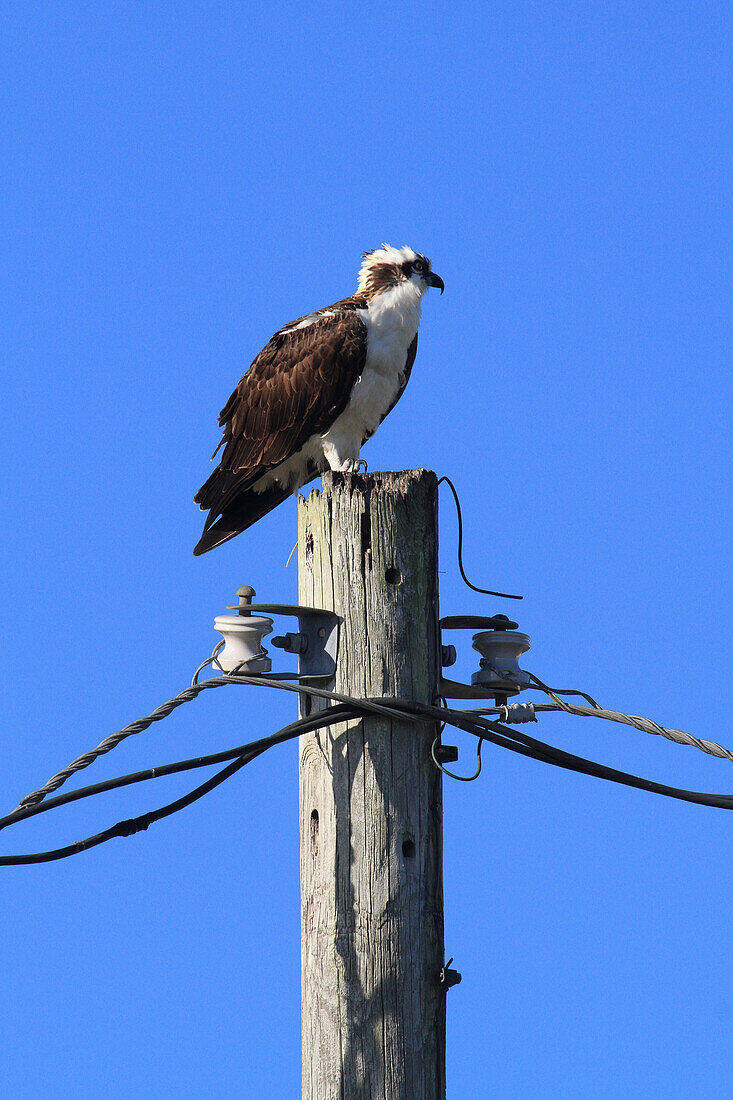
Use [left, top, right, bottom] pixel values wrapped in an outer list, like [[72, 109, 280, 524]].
[[413, 259, 426, 273]]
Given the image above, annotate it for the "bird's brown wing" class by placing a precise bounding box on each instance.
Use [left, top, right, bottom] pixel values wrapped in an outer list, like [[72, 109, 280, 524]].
[[195, 306, 368, 524]]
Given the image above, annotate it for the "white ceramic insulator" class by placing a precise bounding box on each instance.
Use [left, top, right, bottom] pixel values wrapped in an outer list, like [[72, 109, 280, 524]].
[[214, 614, 273, 673], [471, 630, 531, 689]]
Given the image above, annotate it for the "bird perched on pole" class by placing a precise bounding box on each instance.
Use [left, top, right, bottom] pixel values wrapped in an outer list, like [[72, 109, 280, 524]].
[[193, 244, 444, 555]]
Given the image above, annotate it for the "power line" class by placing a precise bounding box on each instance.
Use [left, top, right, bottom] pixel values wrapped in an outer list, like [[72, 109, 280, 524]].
[[16, 669, 417, 812], [393, 700, 733, 810], [523, 672, 733, 762], [0, 703, 358, 834], [3, 678, 733, 865], [0, 705, 357, 865]]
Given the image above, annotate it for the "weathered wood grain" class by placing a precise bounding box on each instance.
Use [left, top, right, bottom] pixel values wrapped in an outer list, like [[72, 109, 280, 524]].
[[298, 470, 445, 1100]]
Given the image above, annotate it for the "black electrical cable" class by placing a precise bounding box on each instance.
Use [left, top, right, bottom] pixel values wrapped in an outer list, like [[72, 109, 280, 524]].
[[390, 700, 733, 811], [485, 718, 733, 810], [0, 755, 255, 866], [437, 476, 523, 600], [0, 699, 510, 864], [4, 691, 733, 867], [0, 703, 358, 835], [17, 673, 418, 812], [0, 704, 362, 865], [0, 677, 426, 865]]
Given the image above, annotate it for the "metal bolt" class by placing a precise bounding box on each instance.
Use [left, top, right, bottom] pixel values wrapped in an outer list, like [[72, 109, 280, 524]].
[[272, 632, 309, 655], [236, 586, 255, 615]]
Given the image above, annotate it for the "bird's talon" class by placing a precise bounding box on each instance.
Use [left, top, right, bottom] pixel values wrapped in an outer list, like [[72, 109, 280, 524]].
[[355, 459, 368, 474]]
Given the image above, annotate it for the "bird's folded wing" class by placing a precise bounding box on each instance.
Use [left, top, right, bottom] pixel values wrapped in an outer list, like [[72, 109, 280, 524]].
[[195, 307, 367, 519]]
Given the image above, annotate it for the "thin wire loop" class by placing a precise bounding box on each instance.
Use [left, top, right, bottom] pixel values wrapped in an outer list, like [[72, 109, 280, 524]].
[[438, 475, 522, 600], [431, 736, 484, 782], [525, 672, 600, 710], [191, 642, 225, 686], [212, 646, 268, 675]]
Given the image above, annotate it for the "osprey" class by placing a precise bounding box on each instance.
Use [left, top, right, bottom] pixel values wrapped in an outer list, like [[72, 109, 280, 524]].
[[193, 244, 444, 555]]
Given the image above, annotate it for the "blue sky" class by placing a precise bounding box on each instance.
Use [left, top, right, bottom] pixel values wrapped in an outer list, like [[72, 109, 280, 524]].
[[0, 2, 730, 1096]]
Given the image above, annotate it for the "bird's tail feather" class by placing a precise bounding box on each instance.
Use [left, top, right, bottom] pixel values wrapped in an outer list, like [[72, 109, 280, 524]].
[[193, 482, 293, 556]]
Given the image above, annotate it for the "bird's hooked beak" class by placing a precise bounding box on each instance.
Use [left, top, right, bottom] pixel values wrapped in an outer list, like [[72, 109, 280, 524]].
[[427, 271, 445, 294]]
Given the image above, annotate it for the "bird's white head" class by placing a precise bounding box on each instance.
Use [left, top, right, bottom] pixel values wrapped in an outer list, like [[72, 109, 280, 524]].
[[357, 244, 444, 300]]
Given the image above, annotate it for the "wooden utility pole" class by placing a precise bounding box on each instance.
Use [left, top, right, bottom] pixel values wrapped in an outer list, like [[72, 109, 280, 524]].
[[298, 470, 445, 1100]]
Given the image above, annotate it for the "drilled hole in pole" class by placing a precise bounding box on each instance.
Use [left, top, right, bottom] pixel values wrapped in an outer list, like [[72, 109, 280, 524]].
[[385, 567, 402, 586], [402, 838, 416, 859]]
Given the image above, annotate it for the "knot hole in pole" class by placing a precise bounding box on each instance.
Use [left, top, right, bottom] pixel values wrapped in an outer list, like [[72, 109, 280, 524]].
[[310, 809, 319, 858], [385, 566, 402, 586], [402, 836, 416, 859]]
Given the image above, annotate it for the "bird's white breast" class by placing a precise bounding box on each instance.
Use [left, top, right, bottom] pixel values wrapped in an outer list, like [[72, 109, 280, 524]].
[[320, 282, 423, 463], [254, 281, 424, 492]]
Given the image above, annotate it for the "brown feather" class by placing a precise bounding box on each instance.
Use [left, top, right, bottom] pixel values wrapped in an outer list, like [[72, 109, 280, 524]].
[[194, 300, 368, 528]]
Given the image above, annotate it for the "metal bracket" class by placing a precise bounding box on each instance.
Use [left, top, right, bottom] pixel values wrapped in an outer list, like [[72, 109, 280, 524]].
[[440, 615, 519, 632], [438, 676, 520, 701], [438, 614, 529, 700], [433, 743, 459, 765], [439, 957, 462, 993], [241, 604, 339, 683]]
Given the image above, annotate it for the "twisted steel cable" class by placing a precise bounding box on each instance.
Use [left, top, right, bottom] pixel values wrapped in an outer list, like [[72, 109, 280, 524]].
[[4, 644, 733, 867], [524, 673, 733, 763], [4, 690, 733, 865], [15, 669, 419, 811]]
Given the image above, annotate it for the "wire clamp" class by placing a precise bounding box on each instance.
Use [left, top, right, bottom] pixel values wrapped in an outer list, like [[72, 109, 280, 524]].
[[498, 702, 537, 724]]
